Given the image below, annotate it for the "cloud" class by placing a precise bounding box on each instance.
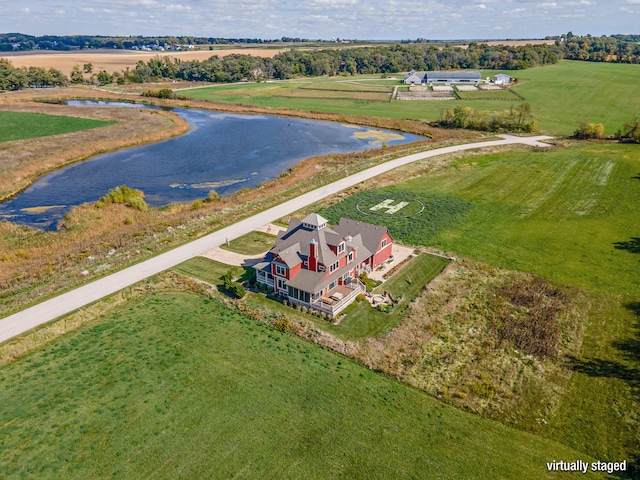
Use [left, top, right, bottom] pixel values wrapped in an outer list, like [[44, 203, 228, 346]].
[[537, 2, 558, 7], [626, 0, 640, 3]]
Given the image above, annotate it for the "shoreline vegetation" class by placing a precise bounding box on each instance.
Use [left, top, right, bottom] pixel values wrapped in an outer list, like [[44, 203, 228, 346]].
[[0, 87, 489, 319], [0, 86, 454, 203]]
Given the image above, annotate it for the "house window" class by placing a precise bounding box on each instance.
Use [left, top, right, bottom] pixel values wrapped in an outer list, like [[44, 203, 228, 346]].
[[337, 242, 345, 254], [381, 239, 388, 249], [348, 252, 354, 263], [329, 261, 339, 273], [277, 278, 287, 291], [329, 281, 336, 291], [318, 264, 325, 272], [275, 264, 287, 277]]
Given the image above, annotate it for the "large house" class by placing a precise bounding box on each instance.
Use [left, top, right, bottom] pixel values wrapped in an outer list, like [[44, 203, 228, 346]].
[[254, 213, 393, 317]]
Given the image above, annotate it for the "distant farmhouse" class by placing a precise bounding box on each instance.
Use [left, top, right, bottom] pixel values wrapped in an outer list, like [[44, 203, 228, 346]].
[[493, 73, 512, 85], [403, 70, 482, 85], [254, 213, 393, 317]]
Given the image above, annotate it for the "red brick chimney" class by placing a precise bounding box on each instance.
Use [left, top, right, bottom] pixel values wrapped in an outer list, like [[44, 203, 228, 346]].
[[309, 239, 318, 271]]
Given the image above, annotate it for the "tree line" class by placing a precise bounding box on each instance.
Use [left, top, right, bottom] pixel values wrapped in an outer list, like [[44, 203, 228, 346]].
[[0, 33, 311, 51], [82, 43, 561, 86], [558, 32, 640, 64]]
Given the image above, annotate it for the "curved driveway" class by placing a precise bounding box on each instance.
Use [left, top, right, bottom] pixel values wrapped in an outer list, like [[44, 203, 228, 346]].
[[0, 134, 552, 344]]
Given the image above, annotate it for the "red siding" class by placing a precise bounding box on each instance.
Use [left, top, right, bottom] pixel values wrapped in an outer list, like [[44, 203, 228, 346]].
[[372, 233, 393, 268]]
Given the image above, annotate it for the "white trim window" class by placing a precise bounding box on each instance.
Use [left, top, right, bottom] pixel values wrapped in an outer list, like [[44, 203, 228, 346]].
[[381, 238, 388, 249], [329, 261, 339, 273], [337, 242, 345, 254], [347, 252, 354, 263], [275, 264, 287, 277]]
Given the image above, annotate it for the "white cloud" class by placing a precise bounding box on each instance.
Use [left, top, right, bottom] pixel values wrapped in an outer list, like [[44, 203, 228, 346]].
[[626, 0, 640, 3], [165, 4, 192, 12], [537, 2, 558, 7]]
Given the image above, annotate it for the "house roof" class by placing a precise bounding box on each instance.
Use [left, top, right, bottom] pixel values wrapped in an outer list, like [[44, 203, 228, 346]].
[[334, 218, 391, 254], [285, 260, 355, 294], [425, 71, 481, 80], [256, 214, 387, 293], [272, 218, 345, 267], [302, 213, 328, 230]]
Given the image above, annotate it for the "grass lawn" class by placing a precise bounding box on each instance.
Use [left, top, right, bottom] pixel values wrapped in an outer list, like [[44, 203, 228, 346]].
[[316, 142, 640, 469], [219, 230, 275, 255], [335, 254, 450, 340], [0, 111, 114, 142], [172, 255, 253, 284], [0, 291, 606, 479], [174, 254, 449, 342], [180, 61, 640, 136]]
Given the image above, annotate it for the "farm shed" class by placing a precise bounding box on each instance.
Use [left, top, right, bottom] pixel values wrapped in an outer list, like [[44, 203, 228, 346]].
[[425, 71, 481, 84]]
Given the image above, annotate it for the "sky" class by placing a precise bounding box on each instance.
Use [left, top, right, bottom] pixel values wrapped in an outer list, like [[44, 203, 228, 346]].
[[0, 0, 638, 40]]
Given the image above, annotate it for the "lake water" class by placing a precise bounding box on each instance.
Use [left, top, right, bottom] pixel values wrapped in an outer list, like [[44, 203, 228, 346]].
[[0, 103, 423, 230]]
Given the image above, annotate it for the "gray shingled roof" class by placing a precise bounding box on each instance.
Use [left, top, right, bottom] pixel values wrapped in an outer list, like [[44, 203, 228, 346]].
[[285, 261, 355, 294], [425, 71, 481, 81], [335, 218, 390, 255]]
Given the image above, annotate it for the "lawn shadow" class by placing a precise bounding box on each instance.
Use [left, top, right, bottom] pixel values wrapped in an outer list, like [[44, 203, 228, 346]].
[[568, 302, 640, 478], [613, 238, 640, 254]]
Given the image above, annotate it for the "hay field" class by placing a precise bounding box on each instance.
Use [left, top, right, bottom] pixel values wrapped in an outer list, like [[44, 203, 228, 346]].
[[0, 48, 284, 76]]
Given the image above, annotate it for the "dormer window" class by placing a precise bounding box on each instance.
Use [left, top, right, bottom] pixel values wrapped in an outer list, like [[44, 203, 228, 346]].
[[348, 252, 354, 263], [337, 242, 345, 254]]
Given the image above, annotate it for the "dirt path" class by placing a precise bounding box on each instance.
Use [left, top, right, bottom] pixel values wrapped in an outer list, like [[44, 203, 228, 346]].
[[0, 134, 553, 344]]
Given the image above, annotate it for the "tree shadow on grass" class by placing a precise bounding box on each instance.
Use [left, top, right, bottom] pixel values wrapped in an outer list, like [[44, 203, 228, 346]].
[[614, 238, 640, 254], [568, 302, 640, 478]]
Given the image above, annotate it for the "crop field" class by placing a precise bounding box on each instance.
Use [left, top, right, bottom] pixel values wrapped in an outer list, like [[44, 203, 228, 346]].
[[0, 290, 606, 479], [180, 61, 640, 135], [315, 143, 640, 468], [0, 111, 114, 143]]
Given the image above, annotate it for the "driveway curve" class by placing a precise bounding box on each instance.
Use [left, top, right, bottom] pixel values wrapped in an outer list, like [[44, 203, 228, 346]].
[[0, 134, 553, 344]]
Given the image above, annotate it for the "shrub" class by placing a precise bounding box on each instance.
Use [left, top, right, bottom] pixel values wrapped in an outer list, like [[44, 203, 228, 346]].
[[271, 317, 298, 334], [97, 185, 148, 212], [574, 119, 605, 139], [221, 271, 246, 299]]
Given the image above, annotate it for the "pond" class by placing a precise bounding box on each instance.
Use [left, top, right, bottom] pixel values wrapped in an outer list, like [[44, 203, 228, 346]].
[[0, 102, 423, 230]]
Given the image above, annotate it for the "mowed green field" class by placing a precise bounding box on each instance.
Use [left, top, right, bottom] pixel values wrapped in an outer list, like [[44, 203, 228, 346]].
[[0, 291, 605, 479], [180, 61, 640, 135], [0, 111, 114, 142], [319, 143, 640, 468]]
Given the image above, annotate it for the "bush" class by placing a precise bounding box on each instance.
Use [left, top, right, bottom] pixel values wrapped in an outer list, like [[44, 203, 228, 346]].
[[221, 271, 246, 299], [271, 317, 298, 334], [574, 119, 604, 139], [97, 185, 148, 212]]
